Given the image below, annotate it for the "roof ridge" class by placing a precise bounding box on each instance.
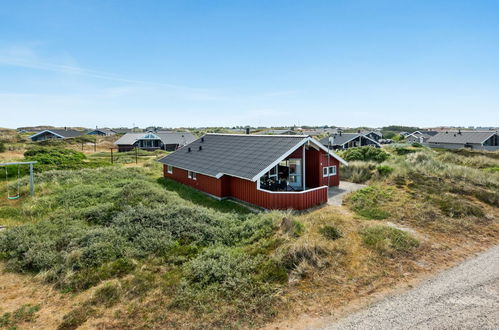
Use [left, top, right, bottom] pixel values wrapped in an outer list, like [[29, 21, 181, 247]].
[[205, 133, 307, 137]]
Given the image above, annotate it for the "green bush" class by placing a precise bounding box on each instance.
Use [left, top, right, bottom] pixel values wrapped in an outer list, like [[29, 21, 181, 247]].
[[435, 194, 484, 218], [347, 185, 392, 219], [376, 165, 394, 176], [341, 146, 389, 163], [0, 141, 5, 153], [319, 225, 342, 240], [360, 225, 419, 256], [24, 147, 87, 171], [411, 142, 423, 148]]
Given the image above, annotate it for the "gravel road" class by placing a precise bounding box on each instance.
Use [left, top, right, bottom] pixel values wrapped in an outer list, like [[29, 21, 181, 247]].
[[320, 245, 499, 330]]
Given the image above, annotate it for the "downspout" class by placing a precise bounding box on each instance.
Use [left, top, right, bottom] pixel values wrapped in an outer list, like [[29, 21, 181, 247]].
[[302, 144, 306, 190], [327, 134, 331, 189]]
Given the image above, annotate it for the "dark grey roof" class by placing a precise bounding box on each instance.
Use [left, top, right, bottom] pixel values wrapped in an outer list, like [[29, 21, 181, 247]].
[[261, 129, 300, 135], [320, 133, 362, 146], [158, 134, 309, 180], [87, 129, 115, 135], [115, 132, 196, 146], [29, 129, 86, 139], [427, 131, 497, 144]]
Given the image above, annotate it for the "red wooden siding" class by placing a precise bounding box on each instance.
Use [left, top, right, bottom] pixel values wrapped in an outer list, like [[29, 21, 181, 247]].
[[162, 146, 341, 210], [163, 165, 225, 198], [229, 176, 328, 210]]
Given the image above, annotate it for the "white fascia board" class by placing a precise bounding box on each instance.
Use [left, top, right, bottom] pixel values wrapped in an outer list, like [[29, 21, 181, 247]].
[[29, 130, 65, 139], [309, 137, 349, 166], [250, 137, 309, 182]]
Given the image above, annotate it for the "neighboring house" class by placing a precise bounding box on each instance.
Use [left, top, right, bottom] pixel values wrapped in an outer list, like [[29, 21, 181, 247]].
[[320, 132, 381, 149], [29, 129, 86, 142], [87, 128, 116, 136], [112, 128, 133, 134], [300, 127, 339, 136], [426, 131, 499, 151], [159, 134, 347, 210], [361, 130, 383, 142], [405, 131, 438, 143], [115, 131, 196, 152], [261, 129, 299, 135]]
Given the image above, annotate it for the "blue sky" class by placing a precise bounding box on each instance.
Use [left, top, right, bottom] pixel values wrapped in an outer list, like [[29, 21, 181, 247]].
[[1, 0, 498, 128]]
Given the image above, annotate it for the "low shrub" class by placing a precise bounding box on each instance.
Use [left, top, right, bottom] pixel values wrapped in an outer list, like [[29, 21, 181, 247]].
[[319, 225, 342, 240], [0, 141, 5, 153], [341, 161, 375, 183], [435, 194, 484, 218], [89, 282, 122, 307], [347, 185, 393, 219], [411, 142, 423, 148], [341, 146, 389, 163], [57, 306, 95, 330], [376, 165, 394, 176], [0, 304, 40, 328], [360, 225, 419, 256], [24, 147, 87, 171]]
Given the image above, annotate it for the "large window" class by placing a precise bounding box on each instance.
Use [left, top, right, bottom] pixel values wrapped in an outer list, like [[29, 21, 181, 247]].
[[288, 159, 302, 188]]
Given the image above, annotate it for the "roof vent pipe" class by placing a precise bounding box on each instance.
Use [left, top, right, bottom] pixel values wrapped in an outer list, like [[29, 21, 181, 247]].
[[188, 147, 191, 152], [199, 146, 202, 151], [245, 127, 250, 135], [201, 137, 204, 142]]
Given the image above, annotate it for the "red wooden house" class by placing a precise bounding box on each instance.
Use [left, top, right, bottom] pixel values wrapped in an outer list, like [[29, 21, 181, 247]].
[[158, 134, 348, 210]]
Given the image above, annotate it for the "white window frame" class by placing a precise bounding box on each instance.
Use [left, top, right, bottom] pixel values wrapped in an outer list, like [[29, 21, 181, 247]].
[[188, 171, 197, 180], [167, 165, 173, 174], [323, 166, 337, 177], [192, 172, 197, 180]]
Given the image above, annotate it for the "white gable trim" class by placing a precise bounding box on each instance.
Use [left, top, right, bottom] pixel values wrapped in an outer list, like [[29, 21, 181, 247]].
[[249, 137, 309, 182], [29, 130, 65, 140]]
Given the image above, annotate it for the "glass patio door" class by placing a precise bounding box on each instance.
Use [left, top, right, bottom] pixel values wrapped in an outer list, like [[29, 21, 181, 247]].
[[288, 159, 302, 189]]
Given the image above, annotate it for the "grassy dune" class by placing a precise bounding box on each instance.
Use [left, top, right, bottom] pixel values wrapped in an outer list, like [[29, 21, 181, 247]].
[[0, 146, 497, 329]]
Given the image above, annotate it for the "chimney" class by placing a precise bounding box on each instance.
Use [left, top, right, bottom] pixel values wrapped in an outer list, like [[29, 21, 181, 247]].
[[458, 129, 462, 135], [339, 131, 342, 136], [245, 127, 250, 135], [357, 129, 361, 133], [64, 126, 67, 131]]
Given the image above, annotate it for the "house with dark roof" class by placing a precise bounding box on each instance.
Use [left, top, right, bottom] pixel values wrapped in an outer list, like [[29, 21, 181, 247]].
[[87, 128, 116, 136], [361, 130, 383, 142], [158, 134, 347, 210], [405, 130, 439, 143], [320, 132, 381, 150], [29, 129, 87, 142], [261, 129, 300, 135], [115, 131, 196, 152], [426, 130, 499, 150]]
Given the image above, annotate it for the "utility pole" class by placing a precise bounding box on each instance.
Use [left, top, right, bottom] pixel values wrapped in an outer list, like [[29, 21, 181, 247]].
[[135, 147, 138, 164]]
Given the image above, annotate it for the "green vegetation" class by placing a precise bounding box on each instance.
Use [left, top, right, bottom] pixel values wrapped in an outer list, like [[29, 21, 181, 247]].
[[339, 146, 389, 162], [0, 304, 40, 328], [347, 185, 393, 219], [24, 147, 109, 171], [0, 141, 5, 153], [319, 225, 342, 240], [0, 166, 289, 327], [360, 225, 419, 257]]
